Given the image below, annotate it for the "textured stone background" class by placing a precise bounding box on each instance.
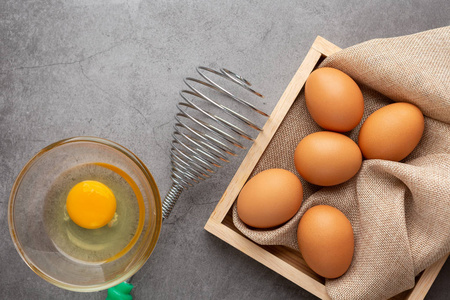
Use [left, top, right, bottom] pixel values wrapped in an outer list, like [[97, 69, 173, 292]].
[[1, 1, 448, 299]]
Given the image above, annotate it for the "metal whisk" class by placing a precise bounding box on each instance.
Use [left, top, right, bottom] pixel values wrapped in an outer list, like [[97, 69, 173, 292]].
[[107, 67, 268, 296], [161, 66, 269, 219]]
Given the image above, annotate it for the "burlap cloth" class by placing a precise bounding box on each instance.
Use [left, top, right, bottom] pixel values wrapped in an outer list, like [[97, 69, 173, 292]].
[[232, 26, 450, 299]]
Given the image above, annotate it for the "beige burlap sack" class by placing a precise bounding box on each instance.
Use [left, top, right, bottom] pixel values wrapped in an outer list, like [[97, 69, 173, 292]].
[[233, 26, 450, 299]]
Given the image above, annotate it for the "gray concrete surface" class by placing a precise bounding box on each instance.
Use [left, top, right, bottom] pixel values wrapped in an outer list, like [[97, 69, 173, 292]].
[[1, 0, 449, 299]]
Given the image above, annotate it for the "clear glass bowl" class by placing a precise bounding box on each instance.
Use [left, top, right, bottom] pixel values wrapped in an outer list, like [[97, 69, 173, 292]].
[[8, 137, 162, 292]]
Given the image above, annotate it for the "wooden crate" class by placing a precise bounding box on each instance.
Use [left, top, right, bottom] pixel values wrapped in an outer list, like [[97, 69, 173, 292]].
[[204, 36, 449, 299]]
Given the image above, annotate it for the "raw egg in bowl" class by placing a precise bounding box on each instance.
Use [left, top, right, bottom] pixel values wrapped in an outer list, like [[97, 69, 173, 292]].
[[8, 137, 162, 292]]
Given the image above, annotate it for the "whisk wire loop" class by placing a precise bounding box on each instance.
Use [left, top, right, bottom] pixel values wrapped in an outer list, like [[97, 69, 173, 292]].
[[179, 90, 253, 140], [175, 106, 245, 149], [174, 121, 235, 158]]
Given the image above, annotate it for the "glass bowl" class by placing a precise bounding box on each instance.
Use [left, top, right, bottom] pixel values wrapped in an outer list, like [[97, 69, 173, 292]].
[[8, 137, 162, 292]]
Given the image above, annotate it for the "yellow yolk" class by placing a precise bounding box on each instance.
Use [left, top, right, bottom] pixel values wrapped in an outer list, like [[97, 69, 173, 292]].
[[66, 180, 117, 229]]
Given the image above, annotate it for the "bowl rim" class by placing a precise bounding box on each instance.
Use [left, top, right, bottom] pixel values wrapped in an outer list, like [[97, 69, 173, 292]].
[[8, 136, 163, 292]]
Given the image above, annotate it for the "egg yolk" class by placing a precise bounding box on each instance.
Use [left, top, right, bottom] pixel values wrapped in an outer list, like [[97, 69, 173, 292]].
[[66, 180, 116, 229]]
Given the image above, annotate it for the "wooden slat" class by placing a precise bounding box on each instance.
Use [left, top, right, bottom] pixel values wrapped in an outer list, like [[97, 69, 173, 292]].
[[407, 254, 449, 300], [220, 209, 324, 282], [204, 220, 331, 300], [311, 36, 343, 57]]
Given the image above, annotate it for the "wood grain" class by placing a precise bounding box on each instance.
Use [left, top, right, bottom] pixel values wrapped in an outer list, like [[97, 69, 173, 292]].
[[407, 254, 449, 300], [205, 219, 330, 299], [311, 36, 342, 57]]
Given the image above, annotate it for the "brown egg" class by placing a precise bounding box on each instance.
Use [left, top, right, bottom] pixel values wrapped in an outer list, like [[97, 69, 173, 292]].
[[297, 205, 354, 279], [358, 102, 424, 161], [237, 169, 303, 229], [305, 67, 364, 132], [294, 131, 362, 186]]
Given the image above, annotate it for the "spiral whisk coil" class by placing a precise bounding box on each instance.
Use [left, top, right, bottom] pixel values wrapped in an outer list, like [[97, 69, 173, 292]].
[[162, 66, 268, 220]]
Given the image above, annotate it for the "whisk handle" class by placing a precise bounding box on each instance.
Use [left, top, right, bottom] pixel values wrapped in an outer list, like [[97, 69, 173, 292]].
[[162, 184, 184, 220], [106, 281, 133, 300]]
